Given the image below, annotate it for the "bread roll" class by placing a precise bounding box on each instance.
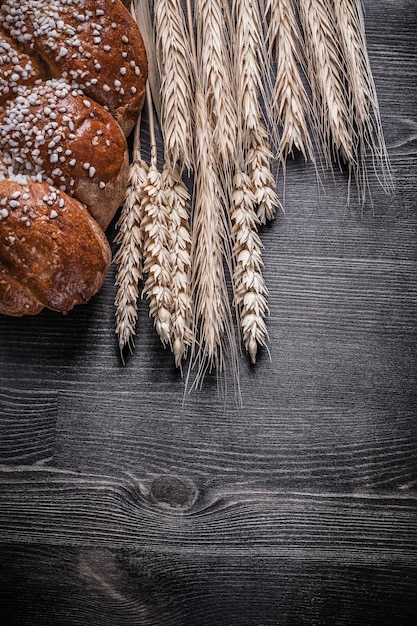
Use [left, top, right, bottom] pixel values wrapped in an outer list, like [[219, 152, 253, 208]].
[[0, 178, 111, 315], [0, 0, 148, 136], [0, 79, 129, 230]]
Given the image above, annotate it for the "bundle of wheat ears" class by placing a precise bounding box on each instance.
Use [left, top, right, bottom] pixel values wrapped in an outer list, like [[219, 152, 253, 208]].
[[115, 0, 392, 386]]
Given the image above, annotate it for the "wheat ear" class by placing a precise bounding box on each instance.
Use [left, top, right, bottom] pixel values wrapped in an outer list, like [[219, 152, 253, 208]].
[[196, 0, 238, 170], [331, 0, 393, 199], [153, 0, 195, 368], [183, 0, 237, 386], [114, 116, 148, 357], [189, 85, 236, 383], [231, 169, 269, 363], [231, 0, 268, 139], [298, 0, 353, 165], [232, 0, 280, 224], [266, 0, 315, 165], [154, 0, 194, 171], [162, 164, 193, 368], [141, 85, 173, 346]]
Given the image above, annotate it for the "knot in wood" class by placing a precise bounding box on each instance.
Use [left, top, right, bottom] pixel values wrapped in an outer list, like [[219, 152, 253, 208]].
[[149, 475, 198, 510]]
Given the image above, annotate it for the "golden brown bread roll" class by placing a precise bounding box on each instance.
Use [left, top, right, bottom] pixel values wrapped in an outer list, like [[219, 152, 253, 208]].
[[0, 178, 111, 315], [0, 0, 148, 317], [0, 0, 148, 136], [0, 79, 129, 230]]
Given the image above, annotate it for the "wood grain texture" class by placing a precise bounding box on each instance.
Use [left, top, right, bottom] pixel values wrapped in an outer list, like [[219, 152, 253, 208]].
[[0, 468, 416, 561], [1, 545, 416, 626], [0, 1, 417, 624], [0, 389, 57, 465], [49, 387, 417, 492]]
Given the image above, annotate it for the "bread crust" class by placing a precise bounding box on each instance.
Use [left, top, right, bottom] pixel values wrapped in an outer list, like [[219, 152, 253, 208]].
[[0, 179, 111, 315], [0, 271, 44, 315]]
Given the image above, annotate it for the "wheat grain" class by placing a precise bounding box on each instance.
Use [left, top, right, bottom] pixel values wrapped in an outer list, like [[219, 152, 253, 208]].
[[154, 0, 195, 171], [298, 0, 353, 165], [266, 0, 315, 164], [231, 169, 269, 363], [162, 164, 194, 368], [246, 135, 281, 224]]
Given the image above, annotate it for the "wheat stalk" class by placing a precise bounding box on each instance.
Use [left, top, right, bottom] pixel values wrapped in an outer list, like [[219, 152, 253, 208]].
[[195, 0, 238, 170], [141, 158, 173, 346], [114, 116, 148, 357], [154, 0, 194, 171], [140, 86, 173, 346], [298, 0, 353, 165], [266, 0, 315, 165], [231, 169, 269, 363], [152, 0, 195, 368], [225, 0, 274, 357], [177, 0, 237, 386], [232, 0, 280, 224], [188, 84, 235, 384], [131, 0, 161, 125], [162, 164, 194, 368], [331, 0, 393, 199], [231, 0, 267, 139]]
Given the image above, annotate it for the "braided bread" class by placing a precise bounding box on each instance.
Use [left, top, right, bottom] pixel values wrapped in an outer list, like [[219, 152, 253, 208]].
[[0, 0, 147, 316]]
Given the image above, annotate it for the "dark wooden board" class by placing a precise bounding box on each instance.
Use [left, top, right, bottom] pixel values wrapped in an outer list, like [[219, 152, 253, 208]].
[[1, 545, 416, 626], [1, 1, 417, 624]]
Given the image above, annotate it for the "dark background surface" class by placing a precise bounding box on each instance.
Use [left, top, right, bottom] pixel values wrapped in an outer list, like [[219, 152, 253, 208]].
[[1, 1, 417, 624]]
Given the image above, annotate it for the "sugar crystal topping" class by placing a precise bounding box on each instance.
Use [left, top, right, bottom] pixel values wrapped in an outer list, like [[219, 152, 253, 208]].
[[0, 79, 85, 187], [0, 35, 41, 100]]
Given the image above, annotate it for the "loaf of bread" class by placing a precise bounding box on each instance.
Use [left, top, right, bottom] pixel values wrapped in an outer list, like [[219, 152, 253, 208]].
[[0, 0, 148, 316]]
